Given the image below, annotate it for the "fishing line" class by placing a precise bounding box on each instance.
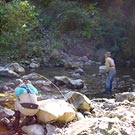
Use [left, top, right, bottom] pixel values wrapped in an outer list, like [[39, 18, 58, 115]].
[[31, 73, 77, 130], [37, 73, 66, 100], [37, 73, 76, 128]]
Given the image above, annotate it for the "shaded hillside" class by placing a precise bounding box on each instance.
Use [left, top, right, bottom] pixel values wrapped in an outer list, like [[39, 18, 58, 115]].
[[1, 0, 135, 66]]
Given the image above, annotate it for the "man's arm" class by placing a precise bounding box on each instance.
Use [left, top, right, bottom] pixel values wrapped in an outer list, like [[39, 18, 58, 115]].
[[105, 58, 110, 72], [28, 84, 38, 95], [15, 87, 21, 97]]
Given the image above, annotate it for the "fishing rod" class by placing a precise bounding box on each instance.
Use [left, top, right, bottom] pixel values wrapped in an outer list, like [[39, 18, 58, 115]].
[[37, 73, 66, 100], [31, 73, 77, 129]]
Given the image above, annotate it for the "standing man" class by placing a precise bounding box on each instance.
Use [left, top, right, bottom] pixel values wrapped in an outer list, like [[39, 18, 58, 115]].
[[13, 79, 39, 127], [105, 52, 116, 96]]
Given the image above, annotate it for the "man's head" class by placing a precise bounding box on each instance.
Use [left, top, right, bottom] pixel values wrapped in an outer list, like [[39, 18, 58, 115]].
[[105, 52, 111, 57], [15, 79, 23, 86]]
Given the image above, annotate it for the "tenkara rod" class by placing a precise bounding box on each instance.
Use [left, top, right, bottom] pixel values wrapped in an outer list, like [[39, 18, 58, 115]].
[[37, 73, 75, 129], [37, 73, 66, 100]]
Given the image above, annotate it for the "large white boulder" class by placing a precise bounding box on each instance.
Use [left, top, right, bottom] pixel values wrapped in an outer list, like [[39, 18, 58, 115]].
[[36, 99, 76, 123]]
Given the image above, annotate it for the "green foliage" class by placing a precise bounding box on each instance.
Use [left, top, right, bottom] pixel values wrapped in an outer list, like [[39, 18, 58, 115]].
[[59, 9, 89, 32], [2, 0, 133, 62], [0, 0, 40, 55], [32, 0, 53, 7], [90, 7, 129, 57], [122, 24, 135, 59], [43, 0, 101, 39], [43, 0, 79, 29], [37, 0, 135, 62], [81, 3, 101, 38]]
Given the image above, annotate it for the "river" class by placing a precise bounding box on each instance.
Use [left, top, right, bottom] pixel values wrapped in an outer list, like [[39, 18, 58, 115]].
[[0, 65, 135, 134], [24, 65, 135, 99], [0, 65, 135, 99], [26, 65, 135, 80]]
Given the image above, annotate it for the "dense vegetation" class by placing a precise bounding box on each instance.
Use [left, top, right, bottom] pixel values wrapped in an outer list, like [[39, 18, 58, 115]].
[[0, 0, 135, 65]]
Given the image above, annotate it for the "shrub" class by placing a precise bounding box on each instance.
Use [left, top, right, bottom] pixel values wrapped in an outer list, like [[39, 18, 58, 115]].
[[59, 9, 90, 32], [0, 0, 40, 55]]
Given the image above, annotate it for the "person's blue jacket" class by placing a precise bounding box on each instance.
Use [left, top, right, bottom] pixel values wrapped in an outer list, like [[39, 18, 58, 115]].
[[15, 83, 38, 97]]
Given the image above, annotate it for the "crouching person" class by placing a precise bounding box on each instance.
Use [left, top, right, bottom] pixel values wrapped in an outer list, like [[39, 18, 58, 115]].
[[13, 79, 39, 127]]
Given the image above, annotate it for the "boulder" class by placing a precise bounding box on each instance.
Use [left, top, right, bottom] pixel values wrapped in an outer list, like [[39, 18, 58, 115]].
[[68, 79, 84, 89], [29, 62, 40, 68], [75, 68, 84, 75], [65, 117, 121, 135], [54, 76, 70, 85], [22, 124, 45, 135], [65, 91, 93, 112], [0, 67, 19, 78], [64, 62, 80, 70], [0, 106, 14, 119], [8, 62, 25, 73], [115, 92, 135, 102], [22, 73, 43, 80], [99, 65, 106, 74], [36, 99, 76, 123], [46, 124, 64, 135]]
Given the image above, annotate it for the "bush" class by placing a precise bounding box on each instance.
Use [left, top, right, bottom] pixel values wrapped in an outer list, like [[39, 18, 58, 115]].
[[43, 0, 78, 28], [0, 0, 40, 55], [59, 9, 89, 32]]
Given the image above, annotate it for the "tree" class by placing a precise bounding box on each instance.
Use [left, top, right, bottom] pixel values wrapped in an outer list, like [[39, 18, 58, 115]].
[[0, 0, 39, 56]]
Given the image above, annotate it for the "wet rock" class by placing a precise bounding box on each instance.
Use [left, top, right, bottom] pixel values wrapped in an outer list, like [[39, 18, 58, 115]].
[[74, 68, 84, 75], [8, 62, 25, 74], [68, 79, 84, 89], [64, 62, 80, 70], [29, 62, 40, 68], [71, 73, 81, 79], [0, 67, 19, 78], [54, 76, 70, 85], [21, 73, 43, 80], [99, 65, 106, 74]]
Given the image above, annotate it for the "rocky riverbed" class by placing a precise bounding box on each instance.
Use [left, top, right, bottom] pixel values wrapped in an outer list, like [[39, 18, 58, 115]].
[[0, 91, 135, 135], [0, 62, 135, 135]]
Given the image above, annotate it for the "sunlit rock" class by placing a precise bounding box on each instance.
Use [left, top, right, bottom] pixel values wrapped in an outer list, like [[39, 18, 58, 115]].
[[36, 99, 76, 123], [65, 91, 93, 111]]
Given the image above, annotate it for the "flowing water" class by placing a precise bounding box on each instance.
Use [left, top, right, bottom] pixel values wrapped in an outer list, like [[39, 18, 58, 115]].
[[26, 65, 135, 80], [25, 65, 135, 98], [0, 65, 135, 134], [1, 65, 135, 96]]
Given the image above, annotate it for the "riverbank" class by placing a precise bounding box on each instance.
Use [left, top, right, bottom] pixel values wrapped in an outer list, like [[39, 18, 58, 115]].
[[0, 91, 135, 135], [0, 62, 135, 134]]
